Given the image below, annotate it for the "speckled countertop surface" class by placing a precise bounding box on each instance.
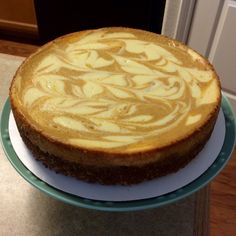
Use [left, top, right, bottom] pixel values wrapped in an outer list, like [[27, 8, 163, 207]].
[[0, 53, 208, 236]]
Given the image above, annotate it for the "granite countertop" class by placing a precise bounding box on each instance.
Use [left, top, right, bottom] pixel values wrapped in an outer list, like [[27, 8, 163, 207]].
[[0, 53, 208, 236]]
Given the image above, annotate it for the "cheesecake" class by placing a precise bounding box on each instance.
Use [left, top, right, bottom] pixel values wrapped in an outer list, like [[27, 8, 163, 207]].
[[9, 27, 221, 185]]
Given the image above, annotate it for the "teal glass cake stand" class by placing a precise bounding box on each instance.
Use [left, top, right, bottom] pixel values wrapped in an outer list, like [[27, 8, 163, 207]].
[[1, 96, 235, 211]]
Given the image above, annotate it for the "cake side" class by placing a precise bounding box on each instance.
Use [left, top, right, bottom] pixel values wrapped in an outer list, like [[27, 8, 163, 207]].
[[11, 99, 219, 184]]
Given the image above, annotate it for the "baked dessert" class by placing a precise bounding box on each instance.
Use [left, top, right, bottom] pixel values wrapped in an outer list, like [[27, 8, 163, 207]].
[[9, 27, 221, 185]]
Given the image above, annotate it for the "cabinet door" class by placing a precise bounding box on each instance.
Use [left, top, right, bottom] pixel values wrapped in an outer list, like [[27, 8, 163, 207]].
[[209, 0, 236, 112], [0, 0, 37, 33]]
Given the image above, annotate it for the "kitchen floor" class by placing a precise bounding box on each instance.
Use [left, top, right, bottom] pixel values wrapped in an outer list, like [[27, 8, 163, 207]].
[[0, 38, 235, 236]]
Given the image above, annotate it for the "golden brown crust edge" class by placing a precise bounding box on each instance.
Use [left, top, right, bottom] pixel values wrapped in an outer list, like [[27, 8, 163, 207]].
[[10, 98, 220, 167], [19, 129, 213, 185], [12, 103, 219, 185]]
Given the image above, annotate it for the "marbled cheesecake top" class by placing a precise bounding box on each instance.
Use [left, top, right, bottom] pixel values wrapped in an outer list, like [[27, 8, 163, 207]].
[[10, 27, 221, 153]]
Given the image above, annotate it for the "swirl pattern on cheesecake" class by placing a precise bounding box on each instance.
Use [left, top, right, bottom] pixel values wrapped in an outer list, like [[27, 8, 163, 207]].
[[12, 28, 220, 152]]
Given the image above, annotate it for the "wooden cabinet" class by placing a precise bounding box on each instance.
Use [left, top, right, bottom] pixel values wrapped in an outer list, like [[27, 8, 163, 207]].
[[0, 0, 37, 37]]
